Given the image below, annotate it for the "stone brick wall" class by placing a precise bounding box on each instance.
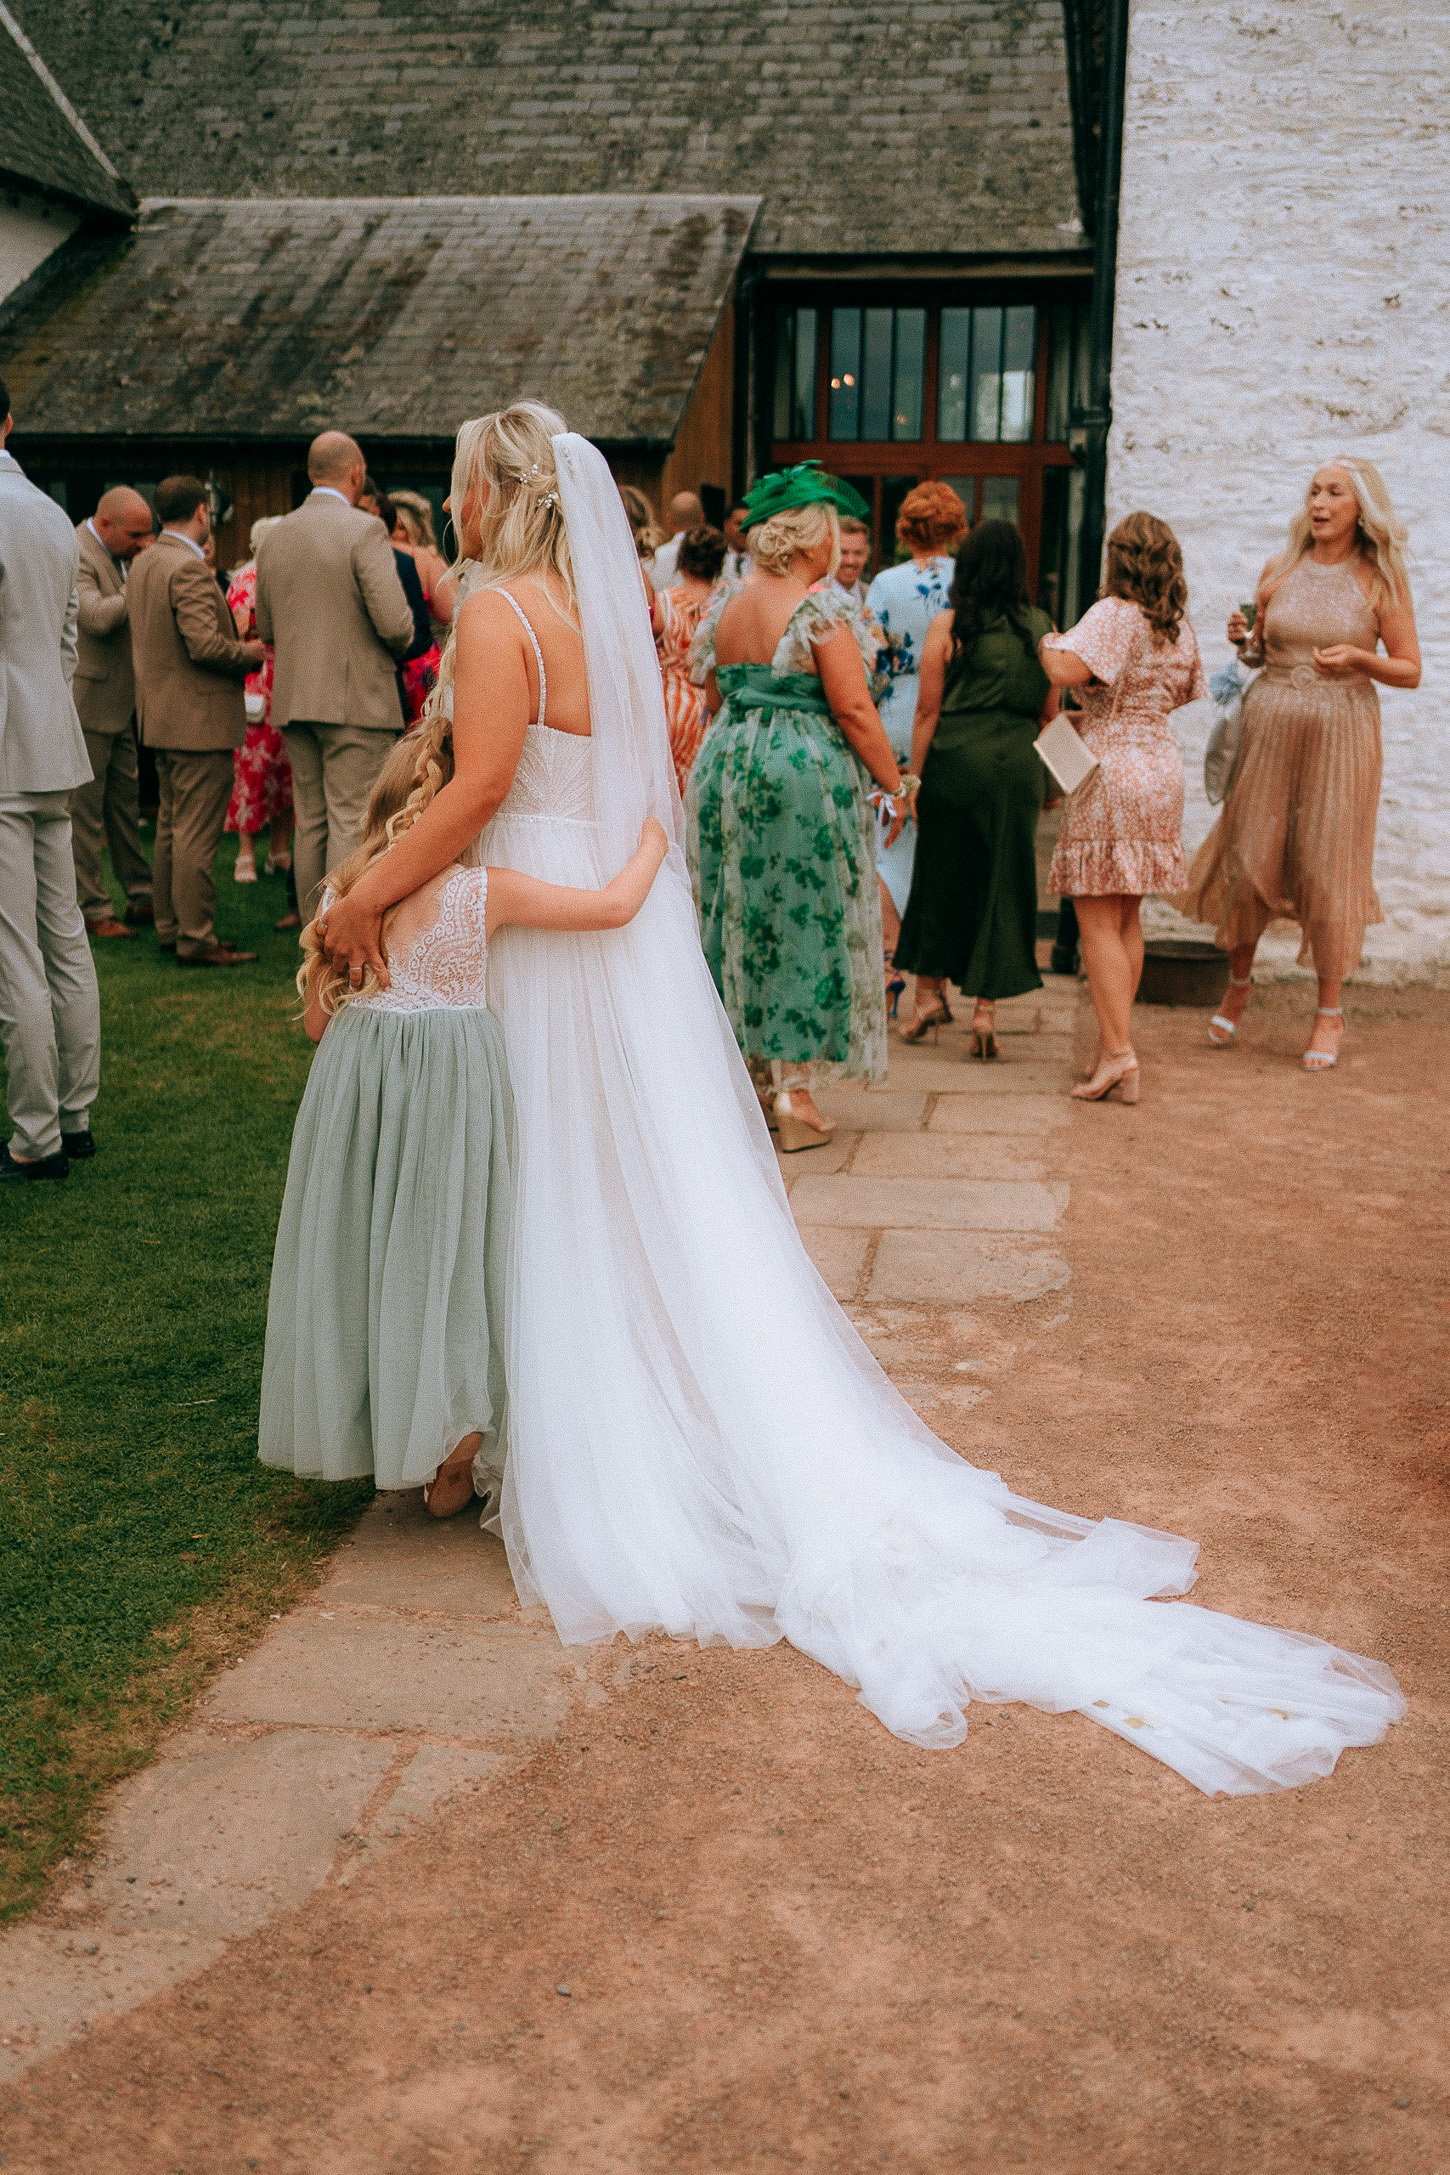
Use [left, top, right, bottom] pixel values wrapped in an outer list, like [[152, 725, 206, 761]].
[[1107, 0, 1449, 977]]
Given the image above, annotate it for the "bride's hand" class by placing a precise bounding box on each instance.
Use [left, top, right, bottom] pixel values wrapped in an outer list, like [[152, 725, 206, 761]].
[[315, 888, 390, 990]]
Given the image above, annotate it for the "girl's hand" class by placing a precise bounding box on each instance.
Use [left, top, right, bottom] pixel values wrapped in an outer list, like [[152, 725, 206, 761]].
[[1313, 644, 1367, 677], [640, 816, 669, 858], [315, 889, 390, 990]]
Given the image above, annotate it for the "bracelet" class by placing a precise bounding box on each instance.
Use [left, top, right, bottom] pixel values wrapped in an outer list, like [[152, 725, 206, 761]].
[[888, 773, 920, 804]]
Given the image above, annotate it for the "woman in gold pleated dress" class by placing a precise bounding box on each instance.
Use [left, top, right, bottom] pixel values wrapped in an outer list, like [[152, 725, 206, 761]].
[[1177, 459, 1420, 1070]]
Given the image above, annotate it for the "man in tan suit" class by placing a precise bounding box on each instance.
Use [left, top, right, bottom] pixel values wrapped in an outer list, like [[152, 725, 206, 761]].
[[255, 431, 414, 914], [127, 476, 264, 967], [70, 487, 156, 940]]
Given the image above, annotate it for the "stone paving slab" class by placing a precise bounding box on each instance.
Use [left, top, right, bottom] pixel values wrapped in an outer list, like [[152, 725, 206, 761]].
[[928, 1094, 1070, 1136], [204, 1601, 573, 1741], [869, 1229, 1072, 1305], [881, 1059, 1069, 1095], [849, 1132, 1048, 1180], [817, 1088, 928, 1132], [799, 1224, 871, 1302], [790, 1174, 1066, 1234]]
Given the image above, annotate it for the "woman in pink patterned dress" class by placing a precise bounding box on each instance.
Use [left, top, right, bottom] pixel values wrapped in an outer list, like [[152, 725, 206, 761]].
[[1040, 512, 1206, 1105], [225, 516, 293, 882], [651, 523, 728, 794]]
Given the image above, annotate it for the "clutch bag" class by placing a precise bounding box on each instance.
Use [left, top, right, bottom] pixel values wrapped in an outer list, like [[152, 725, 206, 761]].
[[1034, 713, 1100, 798]]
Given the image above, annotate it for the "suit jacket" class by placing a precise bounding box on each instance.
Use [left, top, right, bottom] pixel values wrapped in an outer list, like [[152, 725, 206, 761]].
[[74, 521, 137, 735], [255, 491, 414, 733], [0, 450, 90, 797], [128, 532, 251, 752]]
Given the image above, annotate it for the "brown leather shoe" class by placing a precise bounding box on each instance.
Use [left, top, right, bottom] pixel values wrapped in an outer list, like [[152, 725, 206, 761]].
[[124, 901, 155, 926], [176, 941, 259, 967], [274, 910, 302, 932], [88, 917, 135, 940]]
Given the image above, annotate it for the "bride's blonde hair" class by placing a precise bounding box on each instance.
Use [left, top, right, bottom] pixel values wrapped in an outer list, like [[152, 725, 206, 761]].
[[1267, 456, 1410, 610], [450, 399, 577, 622], [297, 708, 456, 1018]]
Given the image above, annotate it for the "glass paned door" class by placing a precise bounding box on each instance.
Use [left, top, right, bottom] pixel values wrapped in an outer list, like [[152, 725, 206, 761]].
[[773, 307, 819, 442], [830, 307, 927, 443], [937, 306, 1038, 444]]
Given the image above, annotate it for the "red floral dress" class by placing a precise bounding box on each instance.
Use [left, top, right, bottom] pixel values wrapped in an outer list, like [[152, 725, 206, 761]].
[[225, 562, 293, 834]]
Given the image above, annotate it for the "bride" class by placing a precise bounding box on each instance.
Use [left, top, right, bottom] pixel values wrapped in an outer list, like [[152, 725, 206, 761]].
[[316, 402, 1402, 1797]]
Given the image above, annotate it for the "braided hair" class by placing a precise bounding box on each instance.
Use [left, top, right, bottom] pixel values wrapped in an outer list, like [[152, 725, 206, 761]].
[[948, 520, 1038, 667]]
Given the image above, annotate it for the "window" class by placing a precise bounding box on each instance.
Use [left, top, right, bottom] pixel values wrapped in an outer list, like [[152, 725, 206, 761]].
[[773, 307, 819, 443], [1044, 298, 1092, 443], [937, 305, 1036, 444], [828, 307, 926, 443]]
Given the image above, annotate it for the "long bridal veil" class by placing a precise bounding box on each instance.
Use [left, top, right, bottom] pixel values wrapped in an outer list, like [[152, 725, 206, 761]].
[[482, 431, 1402, 1797]]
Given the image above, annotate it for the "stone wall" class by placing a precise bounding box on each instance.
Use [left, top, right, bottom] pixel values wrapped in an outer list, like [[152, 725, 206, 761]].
[[1108, 0, 1449, 978]]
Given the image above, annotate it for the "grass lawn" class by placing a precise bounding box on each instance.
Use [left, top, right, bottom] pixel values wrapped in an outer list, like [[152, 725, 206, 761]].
[[0, 831, 370, 1921]]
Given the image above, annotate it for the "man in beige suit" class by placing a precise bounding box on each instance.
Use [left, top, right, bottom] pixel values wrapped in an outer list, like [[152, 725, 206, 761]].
[[70, 487, 156, 939], [255, 431, 414, 914], [128, 476, 264, 967]]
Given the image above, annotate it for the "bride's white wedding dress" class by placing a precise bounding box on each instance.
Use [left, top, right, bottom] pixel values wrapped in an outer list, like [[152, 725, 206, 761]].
[[475, 436, 1402, 1797]]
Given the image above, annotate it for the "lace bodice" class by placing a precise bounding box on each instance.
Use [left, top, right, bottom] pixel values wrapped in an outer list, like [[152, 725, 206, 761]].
[[335, 866, 490, 1014]]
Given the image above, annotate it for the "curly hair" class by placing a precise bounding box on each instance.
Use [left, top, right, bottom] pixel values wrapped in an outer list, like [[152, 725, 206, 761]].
[[948, 520, 1038, 668], [750, 498, 840, 579], [896, 481, 969, 555], [1102, 511, 1188, 646]]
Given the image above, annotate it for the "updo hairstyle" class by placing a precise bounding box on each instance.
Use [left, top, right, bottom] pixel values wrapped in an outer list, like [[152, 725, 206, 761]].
[[895, 481, 969, 555], [749, 498, 840, 580], [1102, 511, 1189, 646], [677, 524, 728, 583]]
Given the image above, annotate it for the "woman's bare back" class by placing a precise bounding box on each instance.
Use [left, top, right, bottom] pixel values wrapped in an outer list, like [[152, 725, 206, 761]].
[[462, 573, 594, 737], [714, 577, 816, 675]]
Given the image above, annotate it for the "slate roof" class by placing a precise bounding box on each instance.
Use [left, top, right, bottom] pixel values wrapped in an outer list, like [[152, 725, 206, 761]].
[[9, 1, 1082, 257], [0, 194, 760, 445], [0, 2, 133, 219]]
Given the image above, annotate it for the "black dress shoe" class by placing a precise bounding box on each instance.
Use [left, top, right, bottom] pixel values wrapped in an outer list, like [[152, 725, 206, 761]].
[[124, 902, 155, 926], [61, 1130, 96, 1160], [1, 1144, 69, 1182]]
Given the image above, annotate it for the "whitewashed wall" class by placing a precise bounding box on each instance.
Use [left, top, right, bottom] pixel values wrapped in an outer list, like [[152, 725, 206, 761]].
[[0, 191, 77, 305], [1108, 0, 1450, 978]]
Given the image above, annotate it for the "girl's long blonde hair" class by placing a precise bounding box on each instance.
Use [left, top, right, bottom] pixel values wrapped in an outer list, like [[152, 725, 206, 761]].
[[297, 706, 456, 1018], [449, 400, 578, 624], [1267, 456, 1410, 609]]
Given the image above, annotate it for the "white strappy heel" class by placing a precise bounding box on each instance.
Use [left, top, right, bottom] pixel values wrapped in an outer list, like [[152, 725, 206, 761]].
[[1302, 1005, 1344, 1071], [1208, 974, 1253, 1047]]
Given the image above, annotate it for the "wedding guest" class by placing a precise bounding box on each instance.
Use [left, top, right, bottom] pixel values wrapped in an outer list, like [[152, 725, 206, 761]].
[[896, 521, 1057, 1052], [1040, 511, 1206, 1104], [865, 482, 968, 997], [689, 467, 907, 1150], [650, 490, 705, 590], [70, 486, 155, 940], [653, 523, 727, 793], [388, 489, 451, 628], [1176, 457, 1420, 1071], [369, 486, 437, 724], [254, 432, 414, 914], [830, 518, 872, 606], [224, 514, 293, 884], [723, 501, 751, 581], [0, 380, 101, 1181], [619, 484, 665, 576], [127, 474, 264, 966]]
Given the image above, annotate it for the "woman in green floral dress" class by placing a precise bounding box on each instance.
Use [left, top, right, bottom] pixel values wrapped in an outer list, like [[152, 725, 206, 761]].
[[687, 466, 911, 1150]]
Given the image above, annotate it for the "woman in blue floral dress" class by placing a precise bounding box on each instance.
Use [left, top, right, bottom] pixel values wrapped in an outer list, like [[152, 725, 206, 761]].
[[863, 483, 969, 988], [688, 467, 911, 1151]]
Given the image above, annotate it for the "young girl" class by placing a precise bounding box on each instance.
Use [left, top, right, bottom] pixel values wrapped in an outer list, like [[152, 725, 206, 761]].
[[258, 707, 669, 1520]]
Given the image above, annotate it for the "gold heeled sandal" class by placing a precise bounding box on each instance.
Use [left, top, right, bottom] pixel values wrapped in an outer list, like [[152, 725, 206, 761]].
[[969, 1004, 998, 1061], [1070, 1047, 1140, 1105], [899, 996, 953, 1044], [774, 1088, 835, 1152], [1301, 1006, 1344, 1072]]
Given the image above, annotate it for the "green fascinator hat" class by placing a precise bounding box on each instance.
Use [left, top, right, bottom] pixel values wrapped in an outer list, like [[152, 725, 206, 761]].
[[741, 462, 870, 531]]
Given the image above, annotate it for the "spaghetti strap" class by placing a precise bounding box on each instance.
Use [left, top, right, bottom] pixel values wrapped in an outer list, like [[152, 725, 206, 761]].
[[496, 587, 547, 729]]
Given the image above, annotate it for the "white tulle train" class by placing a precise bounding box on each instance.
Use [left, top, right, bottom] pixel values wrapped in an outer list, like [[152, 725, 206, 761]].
[[470, 434, 1403, 1798]]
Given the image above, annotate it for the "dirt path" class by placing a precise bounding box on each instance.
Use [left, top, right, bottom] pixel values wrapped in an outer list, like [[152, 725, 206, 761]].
[[3, 978, 1447, 2173]]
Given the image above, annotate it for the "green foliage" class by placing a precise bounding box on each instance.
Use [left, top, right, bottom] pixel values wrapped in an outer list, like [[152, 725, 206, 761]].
[[0, 840, 369, 1918]]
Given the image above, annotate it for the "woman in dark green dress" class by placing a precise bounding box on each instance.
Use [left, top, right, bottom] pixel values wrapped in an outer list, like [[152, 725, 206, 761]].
[[895, 521, 1057, 1057]]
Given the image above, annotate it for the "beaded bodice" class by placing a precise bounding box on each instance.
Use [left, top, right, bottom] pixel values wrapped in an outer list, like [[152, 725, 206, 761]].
[[341, 866, 490, 1014], [1261, 559, 1378, 686]]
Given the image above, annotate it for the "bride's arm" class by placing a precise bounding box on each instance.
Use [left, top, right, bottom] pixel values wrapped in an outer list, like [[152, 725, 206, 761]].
[[318, 594, 531, 983]]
